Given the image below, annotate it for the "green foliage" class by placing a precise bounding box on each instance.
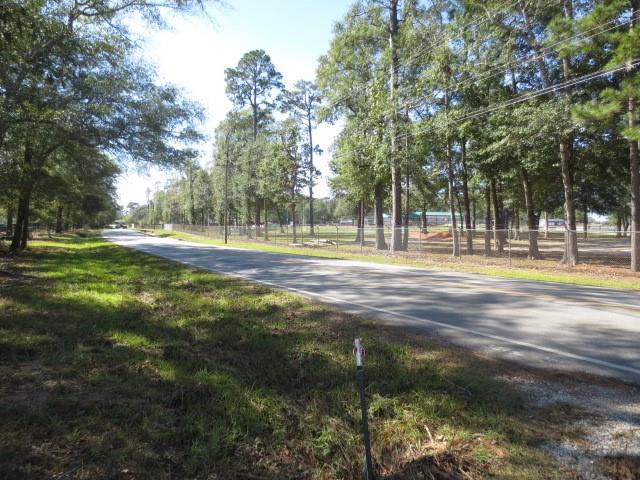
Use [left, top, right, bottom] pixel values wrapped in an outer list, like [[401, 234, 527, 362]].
[[0, 0, 207, 245], [143, 0, 639, 269]]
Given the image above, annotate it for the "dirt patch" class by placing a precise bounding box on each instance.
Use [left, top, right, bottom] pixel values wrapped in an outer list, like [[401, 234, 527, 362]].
[[385, 451, 474, 479], [503, 372, 640, 480], [0, 262, 36, 288], [419, 232, 453, 241], [599, 455, 640, 480]]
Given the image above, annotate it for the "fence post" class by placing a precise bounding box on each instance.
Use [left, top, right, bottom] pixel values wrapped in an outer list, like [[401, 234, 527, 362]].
[[508, 228, 512, 266]]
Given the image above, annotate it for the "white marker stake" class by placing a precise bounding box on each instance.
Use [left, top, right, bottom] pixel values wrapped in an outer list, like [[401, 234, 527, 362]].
[[354, 338, 364, 367], [354, 338, 374, 480]]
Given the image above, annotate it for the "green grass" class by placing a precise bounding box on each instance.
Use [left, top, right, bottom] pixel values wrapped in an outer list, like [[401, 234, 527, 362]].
[[143, 228, 640, 291], [0, 235, 577, 479]]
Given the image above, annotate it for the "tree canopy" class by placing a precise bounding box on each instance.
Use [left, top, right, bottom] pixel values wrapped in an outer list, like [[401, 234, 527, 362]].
[[0, 0, 211, 249], [125, 0, 640, 272]]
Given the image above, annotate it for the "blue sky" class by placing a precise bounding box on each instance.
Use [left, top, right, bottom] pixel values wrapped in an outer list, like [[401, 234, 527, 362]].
[[117, 0, 352, 207]]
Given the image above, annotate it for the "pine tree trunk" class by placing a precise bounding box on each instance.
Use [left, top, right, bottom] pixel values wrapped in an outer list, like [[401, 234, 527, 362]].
[[402, 169, 409, 250], [188, 168, 195, 225], [522, 0, 577, 264], [560, 0, 578, 266], [6, 205, 13, 238], [490, 178, 505, 253], [246, 203, 253, 239], [20, 198, 30, 249], [360, 199, 366, 246], [629, 0, 639, 269], [55, 204, 63, 234], [484, 186, 492, 256], [10, 198, 26, 251], [277, 208, 284, 233], [630, 95, 640, 271], [11, 189, 32, 251], [263, 199, 269, 240], [521, 167, 540, 259], [291, 202, 297, 243], [308, 115, 315, 235], [11, 145, 35, 251], [389, 0, 403, 252], [624, 214, 630, 236], [560, 137, 578, 266], [255, 200, 261, 238], [391, 169, 402, 251], [583, 209, 588, 240], [544, 211, 549, 239], [457, 194, 464, 231], [447, 139, 459, 257], [461, 141, 473, 255], [354, 200, 363, 244], [472, 199, 476, 230], [375, 182, 388, 250]]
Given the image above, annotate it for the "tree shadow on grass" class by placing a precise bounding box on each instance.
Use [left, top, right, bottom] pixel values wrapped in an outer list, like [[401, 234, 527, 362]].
[[0, 241, 573, 479]]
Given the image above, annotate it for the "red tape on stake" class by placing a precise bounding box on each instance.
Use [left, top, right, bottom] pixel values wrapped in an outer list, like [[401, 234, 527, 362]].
[[352, 346, 367, 357], [353, 338, 366, 367]]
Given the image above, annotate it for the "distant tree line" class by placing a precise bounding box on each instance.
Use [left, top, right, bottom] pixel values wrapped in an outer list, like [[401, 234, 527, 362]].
[[131, 0, 640, 271]]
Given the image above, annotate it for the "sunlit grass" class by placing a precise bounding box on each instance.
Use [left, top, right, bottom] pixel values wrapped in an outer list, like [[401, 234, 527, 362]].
[[143, 229, 640, 290], [0, 234, 575, 479]]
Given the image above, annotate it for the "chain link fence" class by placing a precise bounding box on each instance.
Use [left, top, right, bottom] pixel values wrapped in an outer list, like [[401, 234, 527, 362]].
[[151, 223, 639, 273]]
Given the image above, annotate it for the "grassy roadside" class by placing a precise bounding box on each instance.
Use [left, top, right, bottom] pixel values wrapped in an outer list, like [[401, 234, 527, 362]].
[[1, 235, 581, 479], [142, 228, 640, 291]]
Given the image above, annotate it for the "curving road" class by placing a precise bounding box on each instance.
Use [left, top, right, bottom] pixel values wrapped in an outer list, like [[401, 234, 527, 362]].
[[104, 229, 640, 384]]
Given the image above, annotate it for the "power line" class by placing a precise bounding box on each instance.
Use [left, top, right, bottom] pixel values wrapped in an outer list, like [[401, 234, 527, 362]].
[[327, 58, 638, 166], [322, 0, 522, 112], [430, 59, 639, 132], [397, 16, 633, 112]]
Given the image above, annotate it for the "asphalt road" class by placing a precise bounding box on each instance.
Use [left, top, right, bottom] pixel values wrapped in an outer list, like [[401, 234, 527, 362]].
[[104, 229, 640, 384]]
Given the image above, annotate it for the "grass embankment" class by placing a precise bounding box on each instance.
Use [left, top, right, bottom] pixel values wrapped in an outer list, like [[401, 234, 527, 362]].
[[143, 228, 640, 291], [1, 235, 575, 479]]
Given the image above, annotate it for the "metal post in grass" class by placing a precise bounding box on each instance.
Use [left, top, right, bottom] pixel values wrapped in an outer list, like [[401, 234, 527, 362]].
[[508, 228, 512, 266], [336, 226, 339, 251], [353, 338, 375, 480]]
